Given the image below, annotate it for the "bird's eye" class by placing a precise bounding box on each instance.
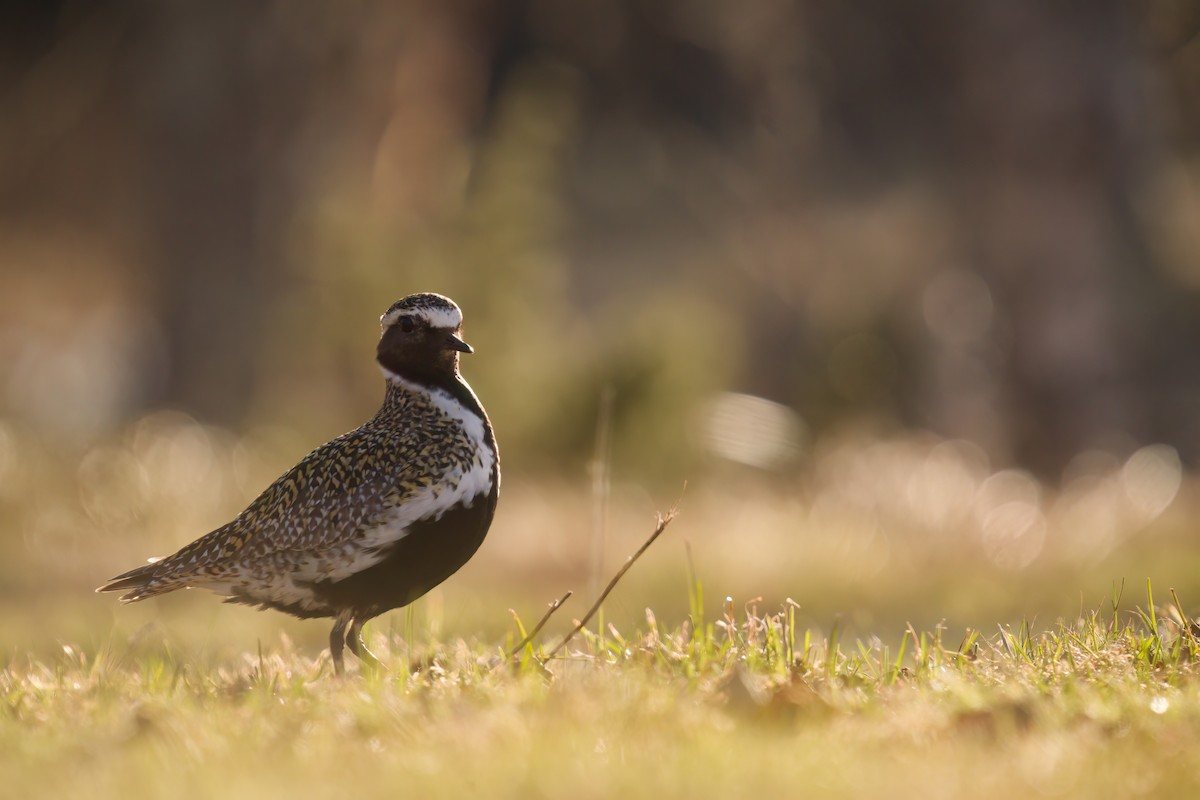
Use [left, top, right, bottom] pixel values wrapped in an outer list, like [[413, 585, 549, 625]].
[[399, 317, 415, 333]]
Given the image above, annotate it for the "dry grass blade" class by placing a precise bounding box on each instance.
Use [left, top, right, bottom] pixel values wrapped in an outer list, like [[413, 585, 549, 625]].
[[508, 590, 574, 659], [546, 509, 677, 659]]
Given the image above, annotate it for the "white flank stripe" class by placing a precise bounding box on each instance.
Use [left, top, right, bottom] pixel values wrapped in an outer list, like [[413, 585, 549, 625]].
[[325, 375, 492, 574], [197, 373, 494, 613]]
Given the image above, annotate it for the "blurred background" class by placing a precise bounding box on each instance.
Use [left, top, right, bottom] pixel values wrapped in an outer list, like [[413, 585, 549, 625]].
[[3, 0, 1200, 660]]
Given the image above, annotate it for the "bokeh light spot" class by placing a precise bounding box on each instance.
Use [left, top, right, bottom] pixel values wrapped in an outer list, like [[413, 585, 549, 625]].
[[1120, 444, 1182, 523], [980, 501, 1046, 570], [701, 392, 805, 469]]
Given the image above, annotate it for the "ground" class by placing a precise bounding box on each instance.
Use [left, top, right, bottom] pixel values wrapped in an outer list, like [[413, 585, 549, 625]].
[[3, 421, 1200, 797], [4, 590, 1200, 799]]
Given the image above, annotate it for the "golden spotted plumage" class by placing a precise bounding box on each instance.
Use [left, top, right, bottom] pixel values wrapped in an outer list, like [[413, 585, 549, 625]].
[[99, 293, 499, 674], [130, 382, 487, 601]]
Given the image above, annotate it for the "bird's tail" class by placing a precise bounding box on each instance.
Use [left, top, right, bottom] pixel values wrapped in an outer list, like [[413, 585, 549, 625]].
[[95, 559, 186, 602]]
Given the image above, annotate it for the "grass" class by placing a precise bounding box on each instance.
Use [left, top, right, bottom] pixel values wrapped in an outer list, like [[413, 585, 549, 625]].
[[6, 417, 1200, 796], [5, 575, 1200, 799]]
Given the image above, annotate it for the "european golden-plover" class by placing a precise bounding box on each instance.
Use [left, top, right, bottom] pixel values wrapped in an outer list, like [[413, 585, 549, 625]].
[[98, 293, 499, 674]]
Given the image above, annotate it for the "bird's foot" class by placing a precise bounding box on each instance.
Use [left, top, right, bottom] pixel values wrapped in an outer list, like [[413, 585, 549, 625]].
[[347, 620, 388, 674], [354, 640, 387, 674], [330, 611, 352, 677]]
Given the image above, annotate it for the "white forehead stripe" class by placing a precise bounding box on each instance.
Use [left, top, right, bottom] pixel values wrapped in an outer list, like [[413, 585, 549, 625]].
[[381, 304, 463, 330]]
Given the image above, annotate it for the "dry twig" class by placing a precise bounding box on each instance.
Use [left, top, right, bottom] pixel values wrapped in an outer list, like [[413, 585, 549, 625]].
[[508, 590, 574, 660], [546, 509, 677, 659]]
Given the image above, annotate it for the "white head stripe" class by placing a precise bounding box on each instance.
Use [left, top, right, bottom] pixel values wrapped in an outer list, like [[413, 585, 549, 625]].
[[381, 305, 463, 330]]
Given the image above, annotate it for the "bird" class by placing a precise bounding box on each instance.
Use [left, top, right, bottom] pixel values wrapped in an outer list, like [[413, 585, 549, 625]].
[[97, 293, 499, 675]]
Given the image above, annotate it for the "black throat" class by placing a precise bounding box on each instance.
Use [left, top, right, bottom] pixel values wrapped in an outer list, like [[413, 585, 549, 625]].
[[375, 324, 497, 449]]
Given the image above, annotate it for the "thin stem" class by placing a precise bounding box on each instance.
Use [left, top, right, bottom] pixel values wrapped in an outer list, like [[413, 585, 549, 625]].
[[508, 590, 574, 660], [546, 510, 677, 660]]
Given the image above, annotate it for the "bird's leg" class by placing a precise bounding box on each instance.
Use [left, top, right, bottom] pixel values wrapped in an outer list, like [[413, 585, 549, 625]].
[[346, 615, 386, 673], [329, 610, 353, 676]]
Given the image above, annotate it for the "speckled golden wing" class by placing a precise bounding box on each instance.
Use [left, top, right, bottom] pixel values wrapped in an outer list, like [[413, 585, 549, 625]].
[[178, 426, 425, 569]]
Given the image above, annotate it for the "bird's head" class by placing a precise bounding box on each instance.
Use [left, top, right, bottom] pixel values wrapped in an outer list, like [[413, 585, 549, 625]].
[[377, 293, 472, 386]]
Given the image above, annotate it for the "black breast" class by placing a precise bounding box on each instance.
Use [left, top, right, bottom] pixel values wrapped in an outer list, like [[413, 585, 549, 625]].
[[308, 484, 498, 617]]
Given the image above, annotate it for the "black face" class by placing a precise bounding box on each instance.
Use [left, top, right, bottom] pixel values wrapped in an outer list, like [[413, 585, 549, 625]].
[[377, 315, 470, 388]]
